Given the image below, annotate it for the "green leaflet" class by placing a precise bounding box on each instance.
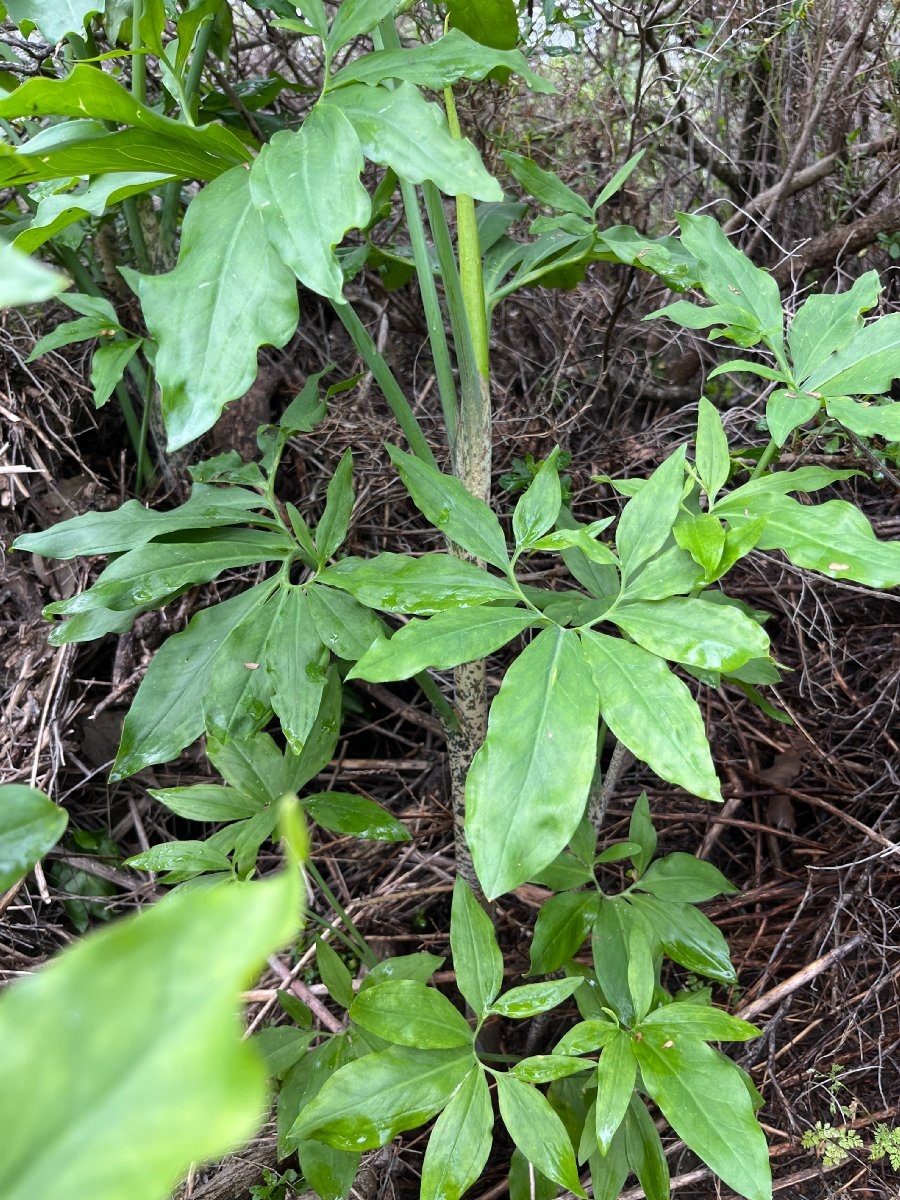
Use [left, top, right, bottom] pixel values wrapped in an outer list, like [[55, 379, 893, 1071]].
[[512, 447, 563, 548], [634, 1032, 772, 1200], [350, 608, 536, 682], [802, 310, 900, 397], [0, 243, 69, 306], [289, 1045, 473, 1150], [695, 396, 730, 501], [320, 553, 517, 613], [111, 581, 278, 779], [264, 587, 329, 755], [466, 627, 600, 899], [307, 584, 384, 661], [628, 893, 736, 983], [495, 1074, 586, 1198], [326, 83, 502, 201], [303, 792, 410, 842], [326, 0, 399, 52], [529, 891, 598, 975], [126, 167, 299, 451], [609, 596, 770, 672], [421, 1067, 493, 1200], [202, 592, 281, 743], [825, 396, 900, 441], [502, 152, 592, 217], [6, 0, 100, 42], [44, 529, 291, 618], [0, 871, 299, 1200], [623, 1097, 669, 1200], [331, 28, 554, 93], [634, 852, 737, 903], [716, 492, 900, 588], [388, 445, 510, 569], [594, 1032, 637, 1154], [350, 980, 474, 1049], [126, 840, 233, 881], [677, 213, 784, 352], [445, 0, 519, 49], [788, 270, 881, 381], [149, 785, 264, 823], [639, 1002, 759, 1042], [765, 389, 820, 447], [451, 878, 503, 1013], [581, 631, 722, 803], [250, 108, 371, 305], [0, 785, 68, 891], [616, 445, 687, 579], [490, 978, 583, 1019], [13, 484, 272, 560]]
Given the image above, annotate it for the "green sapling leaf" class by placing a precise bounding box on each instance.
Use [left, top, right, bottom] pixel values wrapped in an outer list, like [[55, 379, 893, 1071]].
[[0, 242, 69, 306], [554, 1019, 619, 1057], [639, 1002, 760, 1042], [628, 792, 657, 877], [327, 83, 503, 201], [112, 581, 279, 780], [511, 1055, 594, 1084], [673, 514, 726, 578], [304, 792, 410, 842], [623, 1096, 669, 1200], [388, 445, 509, 568], [765, 389, 821, 447], [616, 445, 687, 580], [581, 631, 722, 803], [264, 587, 329, 755], [298, 1140, 360, 1200], [326, 0, 400, 53], [0, 785, 67, 891], [634, 852, 738, 903], [594, 1031, 637, 1154], [825, 396, 900, 441], [633, 1032, 772, 1200], [126, 839, 233, 881], [250, 108, 371, 306], [695, 397, 730, 501], [609, 596, 770, 673], [467, 627, 600, 899], [629, 893, 736, 984], [289, 1045, 473, 1150], [317, 938, 355, 1009], [148, 785, 264, 822], [529, 892, 598, 975], [451, 877, 503, 1013], [626, 925, 655, 1024], [316, 448, 355, 562], [446, 0, 519, 49], [801, 310, 900, 398], [421, 1067, 493, 1200], [490, 977, 582, 1019], [350, 608, 535, 682], [320, 553, 517, 613], [495, 1073, 586, 1198], [502, 152, 592, 218], [512, 447, 563, 548], [350, 980, 474, 1048], [787, 269, 880, 381]]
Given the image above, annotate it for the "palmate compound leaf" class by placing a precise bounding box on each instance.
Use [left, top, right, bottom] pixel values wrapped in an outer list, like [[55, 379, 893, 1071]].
[[111, 581, 279, 780], [125, 166, 299, 451], [0, 785, 68, 891], [581, 631, 721, 803], [0, 869, 299, 1200], [466, 627, 600, 900]]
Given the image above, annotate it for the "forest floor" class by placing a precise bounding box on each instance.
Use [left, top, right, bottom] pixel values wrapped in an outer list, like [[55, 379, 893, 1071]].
[[2, 286, 900, 1200]]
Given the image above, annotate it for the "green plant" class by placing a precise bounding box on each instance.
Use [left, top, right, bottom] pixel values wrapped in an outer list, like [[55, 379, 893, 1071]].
[[4, 2, 900, 1199], [800, 1121, 864, 1169]]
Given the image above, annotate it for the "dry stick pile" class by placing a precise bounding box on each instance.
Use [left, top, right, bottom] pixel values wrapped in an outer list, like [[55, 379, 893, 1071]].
[[3, 269, 900, 1200]]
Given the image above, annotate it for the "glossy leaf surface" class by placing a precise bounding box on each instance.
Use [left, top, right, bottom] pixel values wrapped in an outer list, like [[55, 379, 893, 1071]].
[[451, 877, 503, 1013], [421, 1067, 493, 1200], [610, 596, 769, 672], [467, 627, 600, 898], [582, 631, 721, 802], [495, 1074, 586, 1198], [320, 553, 517, 613], [0, 785, 68, 891], [350, 980, 474, 1048]]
